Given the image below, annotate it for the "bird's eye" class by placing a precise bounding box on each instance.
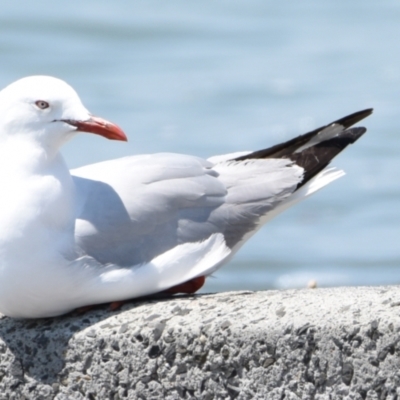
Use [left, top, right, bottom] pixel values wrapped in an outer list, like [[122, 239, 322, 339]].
[[35, 100, 50, 110]]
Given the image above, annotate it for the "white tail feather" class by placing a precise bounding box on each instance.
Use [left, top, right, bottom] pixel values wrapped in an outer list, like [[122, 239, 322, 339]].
[[261, 166, 345, 224], [230, 166, 345, 254]]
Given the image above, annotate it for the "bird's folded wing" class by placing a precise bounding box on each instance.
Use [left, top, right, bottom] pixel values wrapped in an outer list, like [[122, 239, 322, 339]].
[[71, 153, 303, 269]]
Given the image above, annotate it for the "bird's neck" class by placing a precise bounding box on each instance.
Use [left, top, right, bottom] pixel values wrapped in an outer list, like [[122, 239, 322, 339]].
[[0, 137, 76, 254], [0, 135, 62, 173]]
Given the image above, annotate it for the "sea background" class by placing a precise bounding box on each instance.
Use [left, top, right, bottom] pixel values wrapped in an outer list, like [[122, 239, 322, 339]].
[[0, 0, 399, 292]]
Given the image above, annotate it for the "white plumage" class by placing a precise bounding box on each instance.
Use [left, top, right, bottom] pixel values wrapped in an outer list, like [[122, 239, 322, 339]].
[[0, 76, 371, 318]]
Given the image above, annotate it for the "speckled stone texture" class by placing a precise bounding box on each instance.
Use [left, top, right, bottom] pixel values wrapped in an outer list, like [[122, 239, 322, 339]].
[[1, 287, 400, 399]]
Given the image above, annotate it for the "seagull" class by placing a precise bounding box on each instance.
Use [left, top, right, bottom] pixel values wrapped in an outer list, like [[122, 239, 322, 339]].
[[0, 76, 372, 318]]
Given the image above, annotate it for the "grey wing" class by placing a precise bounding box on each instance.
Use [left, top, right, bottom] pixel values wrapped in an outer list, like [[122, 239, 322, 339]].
[[72, 153, 302, 267]]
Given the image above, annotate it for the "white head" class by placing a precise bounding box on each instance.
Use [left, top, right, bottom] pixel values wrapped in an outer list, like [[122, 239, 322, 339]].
[[0, 76, 127, 152]]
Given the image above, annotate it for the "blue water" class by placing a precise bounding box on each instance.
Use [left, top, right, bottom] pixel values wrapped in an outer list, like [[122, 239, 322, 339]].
[[0, 1, 399, 291]]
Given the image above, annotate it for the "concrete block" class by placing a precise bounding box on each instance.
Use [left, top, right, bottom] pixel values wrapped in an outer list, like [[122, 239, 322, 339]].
[[0, 286, 399, 399]]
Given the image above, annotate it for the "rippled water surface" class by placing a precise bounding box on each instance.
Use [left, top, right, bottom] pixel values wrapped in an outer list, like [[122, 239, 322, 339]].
[[1, 1, 399, 291]]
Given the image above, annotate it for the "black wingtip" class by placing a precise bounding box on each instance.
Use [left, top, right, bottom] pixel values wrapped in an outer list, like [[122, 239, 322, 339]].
[[343, 126, 367, 142], [333, 108, 373, 130], [229, 109, 372, 191], [293, 126, 367, 188], [233, 108, 373, 162]]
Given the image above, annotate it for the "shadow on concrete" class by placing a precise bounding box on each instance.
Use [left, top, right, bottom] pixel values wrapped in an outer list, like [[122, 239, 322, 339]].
[[0, 292, 211, 385]]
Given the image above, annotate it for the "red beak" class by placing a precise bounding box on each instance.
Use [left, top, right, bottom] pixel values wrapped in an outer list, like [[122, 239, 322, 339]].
[[62, 116, 128, 141]]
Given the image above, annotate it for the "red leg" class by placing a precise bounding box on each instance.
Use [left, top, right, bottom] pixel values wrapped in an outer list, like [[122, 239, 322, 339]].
[[75, 302, 125, 313], [75, 305, 98, 314], [108, 276, 206, 310], [109, 301, 126, 311], [163, 276, 206, 294], [75, 276, 207, 314]]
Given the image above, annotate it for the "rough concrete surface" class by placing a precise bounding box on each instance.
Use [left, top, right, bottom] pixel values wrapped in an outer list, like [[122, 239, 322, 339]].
[[0, 287, 400, 399]]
